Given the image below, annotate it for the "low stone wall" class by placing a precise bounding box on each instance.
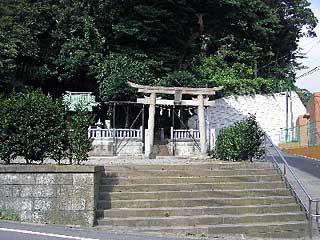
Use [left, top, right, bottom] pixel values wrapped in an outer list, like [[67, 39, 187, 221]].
[[0, 165, 102, 226], [90, 139, 143, 156], [167, 140, 200, 156]]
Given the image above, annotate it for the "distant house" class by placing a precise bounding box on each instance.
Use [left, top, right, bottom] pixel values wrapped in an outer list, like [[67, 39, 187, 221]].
[[281, 92, 320, 159], [295, 93, 320, 146]]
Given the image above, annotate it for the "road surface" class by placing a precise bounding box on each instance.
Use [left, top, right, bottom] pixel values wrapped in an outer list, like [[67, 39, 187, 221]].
[[0, 220, 247, 240]]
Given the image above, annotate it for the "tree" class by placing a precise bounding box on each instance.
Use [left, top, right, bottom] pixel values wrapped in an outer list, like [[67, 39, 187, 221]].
[[0, 0, 317, 98], [95, 54, 156, 101]]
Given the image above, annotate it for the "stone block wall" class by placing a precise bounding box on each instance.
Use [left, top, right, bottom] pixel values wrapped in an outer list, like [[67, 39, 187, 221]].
[[188, 91, 306, 145], [167, 140, 200, 156], [0, 165, 102, 226], [90, 139, 143, 156]]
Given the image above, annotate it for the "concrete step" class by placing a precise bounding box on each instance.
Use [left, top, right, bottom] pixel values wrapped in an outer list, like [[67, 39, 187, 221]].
[[99, 189, 292, 201], [136, 221, 307, 239], [96, 212, 306, 227], [102, 162, 274, 171], [99, 181, 286, 192], [100, 175, 282, 185], [96, 204, 301, 218], [101, 168, 278, 177], [97, 196, 296, 209]]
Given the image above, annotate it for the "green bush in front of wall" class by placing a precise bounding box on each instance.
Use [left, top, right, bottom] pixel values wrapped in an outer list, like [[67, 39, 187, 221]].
[[67, 103, 94, 165], [215, 115, 264, 161]]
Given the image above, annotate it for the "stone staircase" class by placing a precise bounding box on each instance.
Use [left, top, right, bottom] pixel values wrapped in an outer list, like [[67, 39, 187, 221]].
[[154, 144, 171, 156], [95, 162, 307, 239]]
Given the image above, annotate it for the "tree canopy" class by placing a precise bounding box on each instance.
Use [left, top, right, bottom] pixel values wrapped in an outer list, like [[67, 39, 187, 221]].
[[0, 0, 317, 99]]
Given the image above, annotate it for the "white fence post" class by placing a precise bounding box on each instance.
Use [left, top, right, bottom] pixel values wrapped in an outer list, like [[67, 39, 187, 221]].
[[210, 128, 216, 149], [170, 128, 200, 140], [88, 126, 91, 138], [170, 127, 174, 139]]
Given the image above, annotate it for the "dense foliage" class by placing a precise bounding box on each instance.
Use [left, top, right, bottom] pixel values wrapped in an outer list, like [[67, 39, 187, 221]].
[[0, 91, 66, 164], [0, 0, 317, 98], [215, 115, 265, 161], [95, 54, 156, 101]]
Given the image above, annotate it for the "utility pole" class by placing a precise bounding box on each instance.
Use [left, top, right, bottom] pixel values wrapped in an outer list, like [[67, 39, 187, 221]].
[[285, 90, 289, 142]]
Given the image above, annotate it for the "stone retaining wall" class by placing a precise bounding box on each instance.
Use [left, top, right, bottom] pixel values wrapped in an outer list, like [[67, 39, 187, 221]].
[[0, 165, 103, 226], [282, 145, 320, 160]]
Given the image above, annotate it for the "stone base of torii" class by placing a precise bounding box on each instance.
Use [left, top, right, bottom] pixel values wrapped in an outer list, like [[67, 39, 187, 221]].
[[128, 82, 223, 158]]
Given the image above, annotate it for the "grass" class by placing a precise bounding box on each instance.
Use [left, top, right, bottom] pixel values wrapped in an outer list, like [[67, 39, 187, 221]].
[[0, 209, 20, 221]]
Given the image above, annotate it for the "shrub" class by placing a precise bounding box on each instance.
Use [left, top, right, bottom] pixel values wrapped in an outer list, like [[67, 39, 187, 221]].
[[0, 91, 67, 164], [0, 209, 20, 221], [215, 115, 264, 161], [67, 104, 94, 164]]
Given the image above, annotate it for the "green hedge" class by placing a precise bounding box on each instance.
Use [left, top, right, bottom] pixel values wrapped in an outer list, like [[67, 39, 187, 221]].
[[215, 115, 264, 161], [0, 91, 66, 164], [0, 91, 93, 164]]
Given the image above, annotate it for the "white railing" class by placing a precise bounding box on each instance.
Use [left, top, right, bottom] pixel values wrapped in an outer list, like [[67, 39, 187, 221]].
[[170, 127, 200, 140], [88, 127, 143, 139]]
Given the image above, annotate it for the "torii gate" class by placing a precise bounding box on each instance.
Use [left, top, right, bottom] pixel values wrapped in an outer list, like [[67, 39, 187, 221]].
[[128, 82, 223, 157]]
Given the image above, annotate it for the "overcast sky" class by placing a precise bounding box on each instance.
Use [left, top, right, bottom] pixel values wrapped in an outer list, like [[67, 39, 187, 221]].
[[295, 0, 320, 93]]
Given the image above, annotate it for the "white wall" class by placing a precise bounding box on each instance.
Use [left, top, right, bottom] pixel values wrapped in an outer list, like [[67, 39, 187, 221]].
[[188, 91, 306, 145]]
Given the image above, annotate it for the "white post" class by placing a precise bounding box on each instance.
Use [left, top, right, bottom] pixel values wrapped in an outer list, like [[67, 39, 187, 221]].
[[145, 129, 150, 157], [139, 126, 143, 139], [198, 94, 207, 156]]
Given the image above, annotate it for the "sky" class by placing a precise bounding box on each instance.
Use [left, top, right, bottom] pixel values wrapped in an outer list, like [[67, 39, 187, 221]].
[[295, 0, 320, 93]]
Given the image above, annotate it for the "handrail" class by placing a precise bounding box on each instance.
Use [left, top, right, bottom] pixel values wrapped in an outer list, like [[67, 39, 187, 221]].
[[266, 134, 312, 200], [265, 134, 320, 238]]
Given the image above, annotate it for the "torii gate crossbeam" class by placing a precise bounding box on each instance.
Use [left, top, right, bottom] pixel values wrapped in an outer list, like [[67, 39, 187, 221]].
[[128, 81, 223, 158]]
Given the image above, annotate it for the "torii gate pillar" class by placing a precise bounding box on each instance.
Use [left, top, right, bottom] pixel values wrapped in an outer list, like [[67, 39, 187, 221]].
[[197, 94, 207, 155], [147, 92, 156, 157]]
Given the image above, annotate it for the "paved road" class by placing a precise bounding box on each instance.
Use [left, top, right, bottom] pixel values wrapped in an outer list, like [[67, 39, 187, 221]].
[[0, 221, 249, 240], [0, 221, 191, 240], [275, 152, 320, 199]]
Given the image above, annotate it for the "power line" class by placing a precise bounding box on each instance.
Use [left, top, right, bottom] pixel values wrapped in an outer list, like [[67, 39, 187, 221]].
[[258, 37, 319, 71], [296, 65, 320, 80], [303, 40, 320, 55], [257, 53, 291, 71]]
